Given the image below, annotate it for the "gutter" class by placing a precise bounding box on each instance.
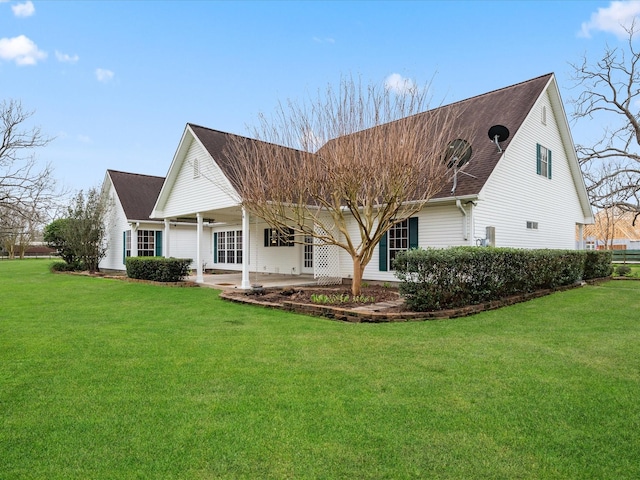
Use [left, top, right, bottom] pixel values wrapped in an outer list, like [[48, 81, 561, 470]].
[[456, 199, 468, 241]]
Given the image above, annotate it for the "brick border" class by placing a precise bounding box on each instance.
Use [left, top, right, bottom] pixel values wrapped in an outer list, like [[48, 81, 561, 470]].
[[219, 279, 609, 323]]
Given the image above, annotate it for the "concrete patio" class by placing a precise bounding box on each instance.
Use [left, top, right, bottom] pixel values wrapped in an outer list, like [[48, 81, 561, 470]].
[[188, 272, 319, 290]]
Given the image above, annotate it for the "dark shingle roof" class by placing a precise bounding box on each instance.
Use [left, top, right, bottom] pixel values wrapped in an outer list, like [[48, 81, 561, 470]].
[[188, 74, 553, 201], [107, 170, 165, 221]]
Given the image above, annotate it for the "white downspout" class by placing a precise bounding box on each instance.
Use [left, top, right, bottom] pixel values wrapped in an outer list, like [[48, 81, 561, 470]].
[[456, 199, 468, 241]]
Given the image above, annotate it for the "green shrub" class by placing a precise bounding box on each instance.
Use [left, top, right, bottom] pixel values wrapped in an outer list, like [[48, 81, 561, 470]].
[[125, 257, 192, 282], [583, 250, 613, 279], [393, 247, 586, 312], [49, 260, 84, 272], [616, 264, 632, 276]]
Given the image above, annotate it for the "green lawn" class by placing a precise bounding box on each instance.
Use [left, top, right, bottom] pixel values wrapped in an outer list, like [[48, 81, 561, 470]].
[[1, 260, 639, 479]]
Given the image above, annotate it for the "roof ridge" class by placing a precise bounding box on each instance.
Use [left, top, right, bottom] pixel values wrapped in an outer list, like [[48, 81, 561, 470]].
[[437, 73, 553, 110], [108, 169, 165, 180]]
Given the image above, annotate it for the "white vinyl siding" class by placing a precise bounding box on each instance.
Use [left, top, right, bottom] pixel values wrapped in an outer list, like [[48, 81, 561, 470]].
[[161, 137, 238, 219], [474, 90, 584, 249]]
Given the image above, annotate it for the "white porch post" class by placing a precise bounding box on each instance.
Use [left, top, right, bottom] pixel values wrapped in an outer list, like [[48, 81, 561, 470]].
[[131, 223, 138, 257], [578, 224, 585, 250], [196, 213, 204, 283], [241, 207, 251, 290], [164, 219, 171, 258]]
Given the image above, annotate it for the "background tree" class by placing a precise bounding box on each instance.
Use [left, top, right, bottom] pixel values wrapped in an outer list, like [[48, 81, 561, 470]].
[[62, 188, 111, 272], [225, 77, 467, 295], [43, 218, 77, 264], [1, 99, 58, 249], [570, 24, 640, 222]]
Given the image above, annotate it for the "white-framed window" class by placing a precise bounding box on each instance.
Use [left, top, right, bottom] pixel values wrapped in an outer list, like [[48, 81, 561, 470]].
[[304, 235, 313, 268], [586, 241, 596, 251], [138, 230, 156, 256], [123, 230, 162, 261], [526, 221, 539, 230], [379, 217, 418, 272], [536, 144, 552, 179], [216, 230, 243, 264], [389, 219, 409, 265]]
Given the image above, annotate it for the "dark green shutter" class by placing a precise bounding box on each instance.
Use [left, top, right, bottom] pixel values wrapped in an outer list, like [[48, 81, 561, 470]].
[[409, 217, 418, 249], [123, 231, 127, 265], [379, 232, 388, 271], [264, 228, 269, 247], [547, 149, 552, 179], [288, 228, 294, 247], [155, 231, 163, 256], [213, 232, 218, 263], [536, 143, 541, 175]]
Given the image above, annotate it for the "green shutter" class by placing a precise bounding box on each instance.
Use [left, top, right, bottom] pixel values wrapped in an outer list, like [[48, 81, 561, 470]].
[[288, 228, 294, 247], [547, 149, 552, 179], [123, 231, 127, 265], [213, 232, 218, 264], [379, 232, 388, 271], [264, 228, 269, 247], [155, 231, 163, 257], [409, 217, 418, 249], [536, 143, 541, 175]]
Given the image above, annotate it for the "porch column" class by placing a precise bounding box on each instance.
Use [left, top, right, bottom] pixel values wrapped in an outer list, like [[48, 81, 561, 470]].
[[578, 224, 585, 250], [164, 219, 171, 258], [131, 223, 139, 257], [241, 207, 251, 290], [196, 213, 204, 283]]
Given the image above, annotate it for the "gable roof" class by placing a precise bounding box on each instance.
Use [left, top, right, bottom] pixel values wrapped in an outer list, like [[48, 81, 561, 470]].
[[107, 169, 165, 221], [154, 73, 592, 222]]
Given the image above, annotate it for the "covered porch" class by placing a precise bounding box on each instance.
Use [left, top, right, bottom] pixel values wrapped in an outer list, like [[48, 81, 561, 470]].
[[188, 271, 318, 290]]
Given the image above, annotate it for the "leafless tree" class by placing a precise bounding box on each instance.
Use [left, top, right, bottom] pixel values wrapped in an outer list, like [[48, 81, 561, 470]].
[[570, 23, 640, 223], [224, 76, 468, 295]]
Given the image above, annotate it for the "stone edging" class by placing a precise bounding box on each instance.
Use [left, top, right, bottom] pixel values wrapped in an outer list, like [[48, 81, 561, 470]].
[[219, 279, 609, 323]]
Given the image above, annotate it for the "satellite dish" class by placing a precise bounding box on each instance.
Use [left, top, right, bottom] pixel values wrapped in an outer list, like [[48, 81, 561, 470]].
[[444, 139, 472, 169], [488, 125, 510, 153]]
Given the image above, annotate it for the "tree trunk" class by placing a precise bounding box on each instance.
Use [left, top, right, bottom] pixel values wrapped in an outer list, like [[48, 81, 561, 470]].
[[351, 257, 364, 296]]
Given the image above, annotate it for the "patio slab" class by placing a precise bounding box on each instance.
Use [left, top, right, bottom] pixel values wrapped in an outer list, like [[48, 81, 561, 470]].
[[189, 272, 318, 290]]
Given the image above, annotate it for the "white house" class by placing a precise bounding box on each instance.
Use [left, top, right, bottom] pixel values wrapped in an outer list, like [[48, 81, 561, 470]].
[[99, 169, 210, 271], [104, 73, 593, 286]]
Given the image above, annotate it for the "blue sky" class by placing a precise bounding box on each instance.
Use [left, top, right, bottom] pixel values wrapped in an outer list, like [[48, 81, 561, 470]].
[[1, 0, 639, 194]]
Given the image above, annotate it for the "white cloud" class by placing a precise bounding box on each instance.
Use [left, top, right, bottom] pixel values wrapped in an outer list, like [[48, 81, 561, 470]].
[[313, 36, 335, 44], [384, 73, 418, 95], [0, 35, 47, 65], [55, 50, 79, 63], [579, 1, 640, 38], [95, 68, 114, 83], [12, 0, 35, 17]]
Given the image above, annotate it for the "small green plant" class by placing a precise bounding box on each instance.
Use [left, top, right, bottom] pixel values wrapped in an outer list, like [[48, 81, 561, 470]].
[[382, 282, 392, 288], [616, 264, 632, 276], [310, 293, 374, 305], [361, 281, 370, 288]]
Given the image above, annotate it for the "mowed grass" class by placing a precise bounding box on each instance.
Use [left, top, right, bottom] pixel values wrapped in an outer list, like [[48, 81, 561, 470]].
[[1, 260, 639, 479]]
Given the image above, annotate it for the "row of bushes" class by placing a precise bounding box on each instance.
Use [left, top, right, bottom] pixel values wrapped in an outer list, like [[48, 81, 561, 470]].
[[393, 248, 612, 312], [125, 257, 192, 282]]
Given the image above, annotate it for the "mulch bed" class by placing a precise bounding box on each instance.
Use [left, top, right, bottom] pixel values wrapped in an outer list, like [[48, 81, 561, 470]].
[[226, 284, 402, 309]]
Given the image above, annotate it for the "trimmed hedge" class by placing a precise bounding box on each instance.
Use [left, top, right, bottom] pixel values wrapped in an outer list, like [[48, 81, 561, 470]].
[[393, 247, 597, 312], [583, 250, 613, 279], [125, 257, 192, 282]]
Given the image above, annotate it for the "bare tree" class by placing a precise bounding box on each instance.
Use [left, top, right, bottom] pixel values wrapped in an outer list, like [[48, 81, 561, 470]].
[[570, 23, 640, 222], [225, 76, 468, 295], [0, 99, 58, 245]]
